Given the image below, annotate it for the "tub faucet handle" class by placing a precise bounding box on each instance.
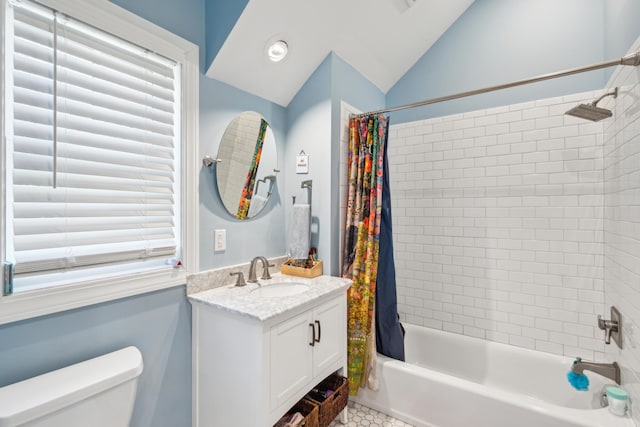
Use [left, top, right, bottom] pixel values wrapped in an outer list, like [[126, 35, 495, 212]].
[[597, 306, 622, 348], [598, 315, 618, 344]]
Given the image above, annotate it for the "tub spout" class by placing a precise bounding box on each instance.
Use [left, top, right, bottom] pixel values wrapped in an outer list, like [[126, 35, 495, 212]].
[[571, 357, 620, 384]]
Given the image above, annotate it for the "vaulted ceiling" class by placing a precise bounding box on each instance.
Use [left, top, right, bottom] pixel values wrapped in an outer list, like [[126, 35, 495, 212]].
[[206, 0, 475, 106]]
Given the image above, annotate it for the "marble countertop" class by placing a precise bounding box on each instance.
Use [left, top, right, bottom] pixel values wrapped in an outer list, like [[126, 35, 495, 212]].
[[187, 273, 352, 321]]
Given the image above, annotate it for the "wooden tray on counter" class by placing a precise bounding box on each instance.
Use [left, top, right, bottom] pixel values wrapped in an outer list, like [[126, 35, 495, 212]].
[[280, 259, 323, 278]]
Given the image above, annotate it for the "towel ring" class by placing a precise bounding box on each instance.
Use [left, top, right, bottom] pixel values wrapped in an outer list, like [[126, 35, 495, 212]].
[[293, 180, 312, 205]]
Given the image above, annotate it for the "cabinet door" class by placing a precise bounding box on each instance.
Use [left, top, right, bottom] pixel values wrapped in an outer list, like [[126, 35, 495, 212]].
[[312, 296, 346, 377], [269, 310, 314, 410]]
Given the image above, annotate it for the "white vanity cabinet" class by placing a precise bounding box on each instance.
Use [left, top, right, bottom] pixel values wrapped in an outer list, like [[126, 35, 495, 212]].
[[190, 275, 350, 427], [269, 296, 344, 410]]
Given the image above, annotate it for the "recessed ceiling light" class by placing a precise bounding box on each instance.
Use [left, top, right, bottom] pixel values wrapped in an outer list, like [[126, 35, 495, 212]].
[[267, 40, 288, 62]]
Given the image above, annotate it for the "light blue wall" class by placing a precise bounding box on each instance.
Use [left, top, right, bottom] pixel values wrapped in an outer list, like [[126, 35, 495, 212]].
[[283, 53, 385, 275], [110, 0, 206, 67], [329, 54, 385, 274], [330, 53, 385, 116], [204, 0, 249, 73], [198, 0, 288, 271], [386, 0, 607, 124], [199, 76, 287, 271], [285, 55, 332, 267], [0, 287, 191, 427], [604, 0, 640, 79]]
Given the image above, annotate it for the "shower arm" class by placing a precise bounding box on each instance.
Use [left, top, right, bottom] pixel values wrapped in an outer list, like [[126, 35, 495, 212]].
[[590, 87, 618, 106], [351, 50, 640, 119]]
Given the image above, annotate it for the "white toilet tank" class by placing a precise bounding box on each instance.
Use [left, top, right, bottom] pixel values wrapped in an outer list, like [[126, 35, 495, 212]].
[[0, 346, 143, 427]]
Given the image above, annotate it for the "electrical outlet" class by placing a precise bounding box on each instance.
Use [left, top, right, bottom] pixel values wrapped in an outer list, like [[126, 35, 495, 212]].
[[214, 229, 226, 252]]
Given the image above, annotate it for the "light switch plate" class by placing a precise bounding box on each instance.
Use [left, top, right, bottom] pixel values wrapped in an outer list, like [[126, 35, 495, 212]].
[[214, 229, 226, 252]]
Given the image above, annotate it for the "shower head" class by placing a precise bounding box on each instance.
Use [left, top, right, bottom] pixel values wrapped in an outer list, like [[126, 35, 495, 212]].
[[565, 104, 612, 121], [565, 87, 618, 122]]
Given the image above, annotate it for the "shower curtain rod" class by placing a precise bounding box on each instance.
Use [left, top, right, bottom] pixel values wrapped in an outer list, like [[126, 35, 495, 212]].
[[350, 50, 640, 119]]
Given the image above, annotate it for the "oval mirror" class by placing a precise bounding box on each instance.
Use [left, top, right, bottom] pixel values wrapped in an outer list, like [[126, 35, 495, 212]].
[[215, 111, 278, 219]]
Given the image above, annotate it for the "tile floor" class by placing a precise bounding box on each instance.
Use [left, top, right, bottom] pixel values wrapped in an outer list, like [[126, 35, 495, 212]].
[[328, 401, 414, 427]]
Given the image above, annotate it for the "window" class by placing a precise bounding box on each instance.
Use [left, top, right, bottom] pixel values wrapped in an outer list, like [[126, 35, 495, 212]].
[[0, 0, 199, 324]]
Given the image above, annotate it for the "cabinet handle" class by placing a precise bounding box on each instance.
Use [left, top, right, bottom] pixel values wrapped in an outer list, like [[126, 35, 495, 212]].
[[309, 323, 315, 346], [314, 320, 321, 343]]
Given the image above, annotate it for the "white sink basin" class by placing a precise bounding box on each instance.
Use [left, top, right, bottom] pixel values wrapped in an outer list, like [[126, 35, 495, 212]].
[[250, 282, 310, 298]]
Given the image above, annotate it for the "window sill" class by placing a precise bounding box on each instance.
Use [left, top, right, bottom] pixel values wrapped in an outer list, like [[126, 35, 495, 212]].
[[0, 267, 187, 326]]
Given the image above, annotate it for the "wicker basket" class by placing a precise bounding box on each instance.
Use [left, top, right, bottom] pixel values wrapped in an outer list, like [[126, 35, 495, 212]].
[[273, 398, 319, 427], [306, 374, 348, 427]]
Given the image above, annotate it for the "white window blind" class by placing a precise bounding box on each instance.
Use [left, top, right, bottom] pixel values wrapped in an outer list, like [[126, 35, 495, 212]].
[[5, 0, 180, 282]]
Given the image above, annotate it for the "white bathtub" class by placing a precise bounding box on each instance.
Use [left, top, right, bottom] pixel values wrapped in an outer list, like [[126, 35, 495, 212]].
[[352, 323, 633, 427]]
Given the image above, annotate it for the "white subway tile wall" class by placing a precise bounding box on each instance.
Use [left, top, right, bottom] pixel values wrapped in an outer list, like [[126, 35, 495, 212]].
[[603, 39, 640, 424], [386, 90, 607, 361]]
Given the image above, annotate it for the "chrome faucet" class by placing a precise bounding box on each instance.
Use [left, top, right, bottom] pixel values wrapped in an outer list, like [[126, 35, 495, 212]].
[[571, 357, 621, 384], [247, 256, 273, 283]]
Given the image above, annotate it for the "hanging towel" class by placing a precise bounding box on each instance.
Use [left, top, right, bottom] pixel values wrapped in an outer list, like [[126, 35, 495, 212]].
[[289, 204, 311, 259], [247, 194, 267, 218]]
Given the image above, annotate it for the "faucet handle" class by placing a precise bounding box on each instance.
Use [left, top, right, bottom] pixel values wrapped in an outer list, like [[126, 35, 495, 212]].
[[261, 262, 274, 280], [598, 314, 619, 330], [597, 315, 610, 330], [230, 271, 246, 287], [597, 314, 619, 345]]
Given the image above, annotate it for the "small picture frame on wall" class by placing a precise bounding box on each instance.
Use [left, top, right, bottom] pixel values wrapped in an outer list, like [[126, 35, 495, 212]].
[[296, 150, 309, 174]]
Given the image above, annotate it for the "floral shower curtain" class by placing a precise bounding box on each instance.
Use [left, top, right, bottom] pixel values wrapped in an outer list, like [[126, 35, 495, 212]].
[[236, 118, 267, 219], [342, 114, 388, 395]]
